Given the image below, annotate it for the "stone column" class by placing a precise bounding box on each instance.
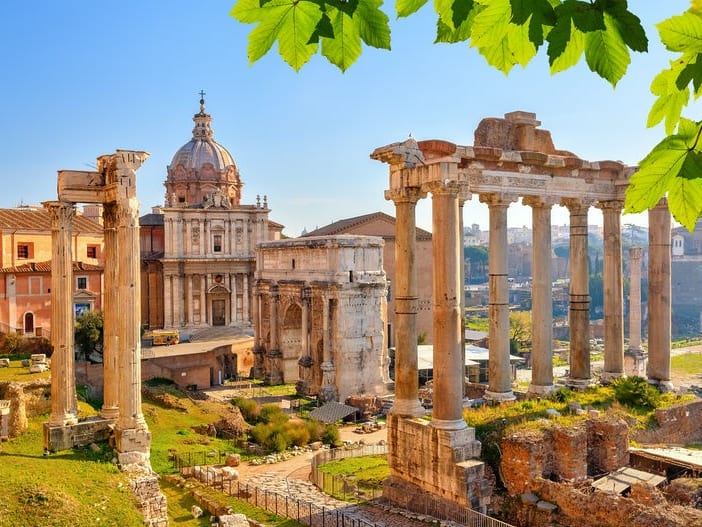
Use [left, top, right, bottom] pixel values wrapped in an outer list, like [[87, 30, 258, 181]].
[[296, 286, 314, 395], [163, 273, 172, 327], [173, 274, 183, 327], [459, 190, 471, 402], [186, 275, 194, 326], [563, 198, 591, 387], [430, 182, 466, 429], [480, 193, 516, 401], [385, 187, 425, 417], [234, 274, 239, 326], [524, 196, 555, 395], [243, 273, 250, 324], [599, 200, 625, 382], [319, 294, 338, 402], [113, 152, 151, 468], [628, 247, 643, 352], [44, 201, 79, 427], [200, 275, 207, 325], [252, 283, 265, 379], [265, 285, 283, 384], [101, 202, 119, 419], [647, 199, 673, 390]]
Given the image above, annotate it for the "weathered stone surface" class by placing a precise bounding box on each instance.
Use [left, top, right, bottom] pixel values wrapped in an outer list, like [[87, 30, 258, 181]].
[[587, 416, 629, 474], [217, 513, 248, 527], [128, 474, 168, 527]]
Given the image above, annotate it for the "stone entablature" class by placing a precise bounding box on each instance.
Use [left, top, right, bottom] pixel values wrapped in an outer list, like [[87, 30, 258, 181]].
[[254, 235, 388, 402]]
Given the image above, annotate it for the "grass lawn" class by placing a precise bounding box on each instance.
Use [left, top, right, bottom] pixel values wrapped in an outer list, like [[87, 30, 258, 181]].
[[672, 353, 702, 376], [0, 361, 50, 382]]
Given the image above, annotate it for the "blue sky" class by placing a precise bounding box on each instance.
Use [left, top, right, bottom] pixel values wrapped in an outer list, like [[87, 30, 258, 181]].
[[0, 1, 692, 236]]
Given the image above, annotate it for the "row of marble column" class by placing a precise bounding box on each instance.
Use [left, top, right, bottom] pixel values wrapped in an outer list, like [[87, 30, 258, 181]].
[[388, 184, 673, 428], [163, 272, 251, 327], [44, 197, 148, 437]]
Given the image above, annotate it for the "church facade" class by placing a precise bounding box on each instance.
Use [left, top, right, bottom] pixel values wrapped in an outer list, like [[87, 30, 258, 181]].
[[140, 98, 282, 331]]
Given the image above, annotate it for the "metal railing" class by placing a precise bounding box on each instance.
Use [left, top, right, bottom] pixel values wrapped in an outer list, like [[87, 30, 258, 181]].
[[310, 444, 388, 502]]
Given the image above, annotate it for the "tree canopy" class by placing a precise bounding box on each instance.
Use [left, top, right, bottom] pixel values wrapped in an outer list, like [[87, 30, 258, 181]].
[[230, 0, 702, 231]]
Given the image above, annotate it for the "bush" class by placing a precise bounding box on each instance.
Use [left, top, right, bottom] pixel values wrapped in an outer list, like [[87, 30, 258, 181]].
[[1, 332, 28, 356], [321, 424, 340, 446], [613, 376, 661, 410], [305, 419, 324, 442], [284, 421, 311, 447], [259, 403, 287, 425], [232, 397, 260, 423]]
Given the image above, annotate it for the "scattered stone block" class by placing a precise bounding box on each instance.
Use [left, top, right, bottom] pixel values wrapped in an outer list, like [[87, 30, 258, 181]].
[[191, 505, 203, 518], [546, 408, 561, 417], [0, 358, 10, 367], [217, 513, 248, 527], [588, 409, 601, 418], [521, 492, 540, 505], [225, 453, 240, 467], [536, 500, 558, 512]]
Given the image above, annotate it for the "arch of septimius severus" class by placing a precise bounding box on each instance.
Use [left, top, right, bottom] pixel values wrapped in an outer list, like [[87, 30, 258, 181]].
[[372, 111, 672, 512], [43, 150, 152, 471]]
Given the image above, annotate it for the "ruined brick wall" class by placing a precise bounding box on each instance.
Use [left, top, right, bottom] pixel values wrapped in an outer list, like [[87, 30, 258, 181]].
[[128, 474, 168, 527], [587, 416, 629, 475], [634, 399, 702, 445], [501, 429, 551, 494], [551, 425, 588, 483]]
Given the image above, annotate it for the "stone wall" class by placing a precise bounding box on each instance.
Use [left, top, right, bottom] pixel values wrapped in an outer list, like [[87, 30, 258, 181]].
[[501, 417, 628, 495], [128, 474, 168, 527], [0, 379, 51, 436], [384, 415, 491, 511], [634, 399, 702, 445]]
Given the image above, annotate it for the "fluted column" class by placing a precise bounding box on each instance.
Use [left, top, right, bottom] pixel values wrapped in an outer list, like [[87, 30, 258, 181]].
[[481, 193, 516, 401], [44, 201, 78, 426], [628, 247, 643, 352], [100, 202, 119, 419], [243, 273, 250, 323], [524, 196, 555, 395], [385, 187, 425, 417], [563, 198, 591, 387], [599, 200, 625, 382], [186, 274, 194, 326], [648, 199, 673, 390], [200, 275, 207, 325], [319, 293, 338, 402], [265, 285, 283, 384]]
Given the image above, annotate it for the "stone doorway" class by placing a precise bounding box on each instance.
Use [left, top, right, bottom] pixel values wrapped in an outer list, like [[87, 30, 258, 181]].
[[212, 300, 226, 326], [24, 312, 34, 333]]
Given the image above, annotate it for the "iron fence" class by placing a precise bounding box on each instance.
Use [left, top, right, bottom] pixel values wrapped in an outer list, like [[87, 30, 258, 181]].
[[310, 444, 388, 502]]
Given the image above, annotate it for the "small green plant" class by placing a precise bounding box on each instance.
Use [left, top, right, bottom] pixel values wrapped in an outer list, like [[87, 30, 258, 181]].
[[1, 332, 28, 356], [232, 397, 261, 423], [612, 376, 661, 411]]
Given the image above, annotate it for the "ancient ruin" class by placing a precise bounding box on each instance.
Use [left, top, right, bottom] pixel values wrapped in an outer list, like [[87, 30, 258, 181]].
[[372, 111, 674, 514], [43, 150, 152, 470], [253, 235, 388, 402]]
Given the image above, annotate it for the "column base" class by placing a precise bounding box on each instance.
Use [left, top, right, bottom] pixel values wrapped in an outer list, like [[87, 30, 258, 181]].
[[484, 389, 516, 402], [48, 412, 78, 427], [565, 377, 593, 390], [389, 398, 425, 418], [600, 371, 624, 383], [527, 383, 556, 396], [100, 406, 119, 420], [431, 417, 467, 430], [115, 426, 152, 472]]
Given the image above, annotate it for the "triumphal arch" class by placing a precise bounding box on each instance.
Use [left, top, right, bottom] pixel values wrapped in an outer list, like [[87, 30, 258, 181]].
[[43, 150, 152, 471], [372, 111, 673, 512]]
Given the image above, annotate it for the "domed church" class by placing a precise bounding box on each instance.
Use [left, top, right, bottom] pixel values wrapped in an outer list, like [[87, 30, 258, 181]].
[[140, 96, 283, 330]]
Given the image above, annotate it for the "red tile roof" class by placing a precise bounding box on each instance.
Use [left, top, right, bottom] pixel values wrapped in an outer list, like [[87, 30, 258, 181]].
[[0, 208, 103, 233], [0, 261, 103, 274]]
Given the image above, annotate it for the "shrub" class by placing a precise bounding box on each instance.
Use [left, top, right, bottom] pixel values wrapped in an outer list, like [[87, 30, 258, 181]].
[[259, 403, 287, 425], [232, 397, 260, 423], [285, 421, 311, 447], [321, 424, 340, 446], [269, 430, 288, 452], [1, 332, 28, 356], [613, 376, 661, 410], [249, 423, 272, 447], [549, 387, 575, 403], [305, 419, 324, 442]]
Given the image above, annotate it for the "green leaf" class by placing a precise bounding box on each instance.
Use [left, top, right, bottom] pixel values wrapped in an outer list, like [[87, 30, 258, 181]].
[[434, 0, 477, 42], [648, 63, 691, 134], [601, 0, 647, 52], [321, 4, 362, 70], [354, 0, 391, 49], [546, 8, 573, 65], [676, 54, 702, 93], [231, 0, 268, 23], [397, 0, 429, 18], [567, 0, 604, 33], [549, 21, 584, 73], [470, 0, 511, 50], [657, 12, 702, 53], [478, 31, 517, 73], [624, 134, 690, 214], [308, 13, 335, 43], [508, 16, 537, 67], [668, 176, 702, 231], [679, 149, 702, 180], [435, 16, 472, 43], [584, 13, 630, 86]]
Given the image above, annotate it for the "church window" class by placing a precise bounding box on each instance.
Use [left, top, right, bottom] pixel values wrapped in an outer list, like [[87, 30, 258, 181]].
[[77, 276, 87, 290], [17, 243, 33, 259], [213, 234, 222, 253]]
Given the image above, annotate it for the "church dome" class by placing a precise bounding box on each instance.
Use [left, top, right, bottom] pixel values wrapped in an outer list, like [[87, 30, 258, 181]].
[[164, 96, 242, 208]]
